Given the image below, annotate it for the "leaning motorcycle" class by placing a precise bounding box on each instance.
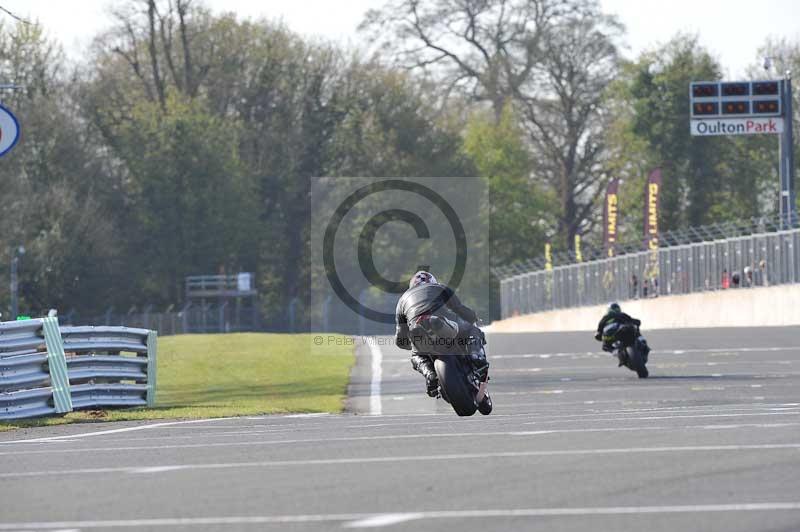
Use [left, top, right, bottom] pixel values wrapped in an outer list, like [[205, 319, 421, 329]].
[[414, 315, 491, 416], [602, 322, 650, 378]]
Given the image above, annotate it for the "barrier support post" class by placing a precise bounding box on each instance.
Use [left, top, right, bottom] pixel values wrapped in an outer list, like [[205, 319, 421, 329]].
[[41, 317, 73, 414], [146, 330, 158, 407]]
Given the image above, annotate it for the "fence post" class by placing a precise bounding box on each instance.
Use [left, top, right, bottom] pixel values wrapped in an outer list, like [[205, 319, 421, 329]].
[[143, 304, 153, 330], [181, 302, 191, 333], [322, 295, 331, 332], [146, 330, 158, 407], [41, 317, 73, 414], [219, 301, 228, 333], [288, 298, 298, 333]]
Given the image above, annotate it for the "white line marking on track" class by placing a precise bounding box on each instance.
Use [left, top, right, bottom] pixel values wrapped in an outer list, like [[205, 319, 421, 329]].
[[493, 359, 800, 373], [335, 403, 800, 429], [490, 346, 800, 359], [3, 443, 799, 478], [2, 503, 800, 529], [490, 381, 799, 396], [0, 418, 239, 445], [367, 337, 383, 416], [0, 427, 305, 447], [19, 423, 800, 456], [520, 410, 800, 424], [129, 466, 184, 474], [343, 513, 424, 528]]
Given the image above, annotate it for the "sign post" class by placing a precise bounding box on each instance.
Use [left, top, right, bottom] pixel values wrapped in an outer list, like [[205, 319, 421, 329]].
[[779, 77, 795, 227]]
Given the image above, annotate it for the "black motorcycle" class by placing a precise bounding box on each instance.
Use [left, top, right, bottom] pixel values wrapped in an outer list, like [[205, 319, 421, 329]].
[[414, 316, 491, 416], [602, 322, 650, 378]]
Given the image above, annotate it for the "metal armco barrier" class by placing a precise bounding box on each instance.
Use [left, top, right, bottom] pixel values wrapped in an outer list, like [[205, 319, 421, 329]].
[[61, 326, 157, 410], [0, 320, 157, 420], [0, 318, 71, 419]]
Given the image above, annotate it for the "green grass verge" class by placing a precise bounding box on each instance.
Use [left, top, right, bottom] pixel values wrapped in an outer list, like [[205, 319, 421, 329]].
[[0, 333, 354, 431]]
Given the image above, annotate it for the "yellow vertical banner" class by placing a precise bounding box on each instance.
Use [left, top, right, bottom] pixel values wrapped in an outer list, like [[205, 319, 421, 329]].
[[644, 168, 662, 286], [574, 234, 582, 263], [545, 242, 553, 271], [604, 179, 620, 258]]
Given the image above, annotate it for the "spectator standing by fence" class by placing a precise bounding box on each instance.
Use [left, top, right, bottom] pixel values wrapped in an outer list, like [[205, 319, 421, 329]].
[[744, 266, 753, 287], [630, 274, 639, 299], [721, 269, 730, 289]]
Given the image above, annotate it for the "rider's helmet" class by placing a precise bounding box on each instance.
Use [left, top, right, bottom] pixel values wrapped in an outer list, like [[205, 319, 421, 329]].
[[608, 302, 621, 313], [409, 270, 437, 288]]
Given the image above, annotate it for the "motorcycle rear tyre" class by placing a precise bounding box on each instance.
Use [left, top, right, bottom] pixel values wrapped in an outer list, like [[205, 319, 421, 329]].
[[626, 345, 649, 379], [434, 357, 478, 416]]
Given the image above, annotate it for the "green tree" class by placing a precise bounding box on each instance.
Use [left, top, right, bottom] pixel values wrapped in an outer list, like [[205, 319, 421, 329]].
[[463, 105, 553, 266], [109, 93, 257, 305], [518, 9, 623, 249], [753, 38, 800, 213], [610, 35, 777, 231], [0, 21, 120, 316]]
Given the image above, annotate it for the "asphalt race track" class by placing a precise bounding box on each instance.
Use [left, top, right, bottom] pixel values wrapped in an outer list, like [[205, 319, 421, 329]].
[[2, 327, 800, 531]]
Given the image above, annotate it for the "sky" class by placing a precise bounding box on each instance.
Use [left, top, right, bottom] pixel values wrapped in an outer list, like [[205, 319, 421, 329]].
[[2, 0, 799, 79]]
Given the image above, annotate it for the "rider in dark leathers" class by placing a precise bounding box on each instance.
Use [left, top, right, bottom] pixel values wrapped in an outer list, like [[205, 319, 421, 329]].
[[395, 271, 488, 400], [595, 302, 641, 353]]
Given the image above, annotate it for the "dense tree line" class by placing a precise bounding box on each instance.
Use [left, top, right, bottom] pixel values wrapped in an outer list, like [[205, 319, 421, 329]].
[[0, 0, 797, 322]]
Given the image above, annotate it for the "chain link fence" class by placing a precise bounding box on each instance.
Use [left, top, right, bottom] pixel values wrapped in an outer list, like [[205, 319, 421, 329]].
[[500, 227, 800, 319], [57, 302, 262, 336]]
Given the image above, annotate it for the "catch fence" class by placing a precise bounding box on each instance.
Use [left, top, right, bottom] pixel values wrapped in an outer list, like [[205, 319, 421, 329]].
[[499, 226, 800, 319]]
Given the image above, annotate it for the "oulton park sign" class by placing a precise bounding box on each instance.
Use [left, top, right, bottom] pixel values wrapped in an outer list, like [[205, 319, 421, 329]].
[[690, 117, 784, 137]]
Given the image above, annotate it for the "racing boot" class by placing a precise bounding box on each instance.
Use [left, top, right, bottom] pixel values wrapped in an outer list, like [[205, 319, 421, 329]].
[[411, 354, 439, 397], [469, 340, 491, 415], [478, 392, 493, 415], [468, 339, 490, 382]]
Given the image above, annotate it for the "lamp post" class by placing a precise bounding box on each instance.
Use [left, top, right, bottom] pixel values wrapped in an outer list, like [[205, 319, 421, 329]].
[[9, 245, 25, 320]]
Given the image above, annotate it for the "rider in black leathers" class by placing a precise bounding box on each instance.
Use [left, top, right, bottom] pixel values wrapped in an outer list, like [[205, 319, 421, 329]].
[[395, 271, 488, 399], [595, 302, 641, 353]]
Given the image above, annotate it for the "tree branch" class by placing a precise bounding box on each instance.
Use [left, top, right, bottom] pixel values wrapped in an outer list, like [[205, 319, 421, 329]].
[[147, 0, 167, 110]]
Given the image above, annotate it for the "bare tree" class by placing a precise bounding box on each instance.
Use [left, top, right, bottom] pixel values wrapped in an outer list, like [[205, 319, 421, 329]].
[[104, 0, 208, 108], [362, 0, 622, 249], [360, 0, 596, 122], [518, 11, 622, 248]]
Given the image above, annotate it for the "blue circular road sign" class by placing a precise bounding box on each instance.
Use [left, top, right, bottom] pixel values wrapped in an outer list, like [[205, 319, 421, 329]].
[[0, 103, 20, 157]]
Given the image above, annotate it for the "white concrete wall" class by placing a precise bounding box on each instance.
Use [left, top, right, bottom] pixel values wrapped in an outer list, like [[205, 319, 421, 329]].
[[489, 284, 800, 333]]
